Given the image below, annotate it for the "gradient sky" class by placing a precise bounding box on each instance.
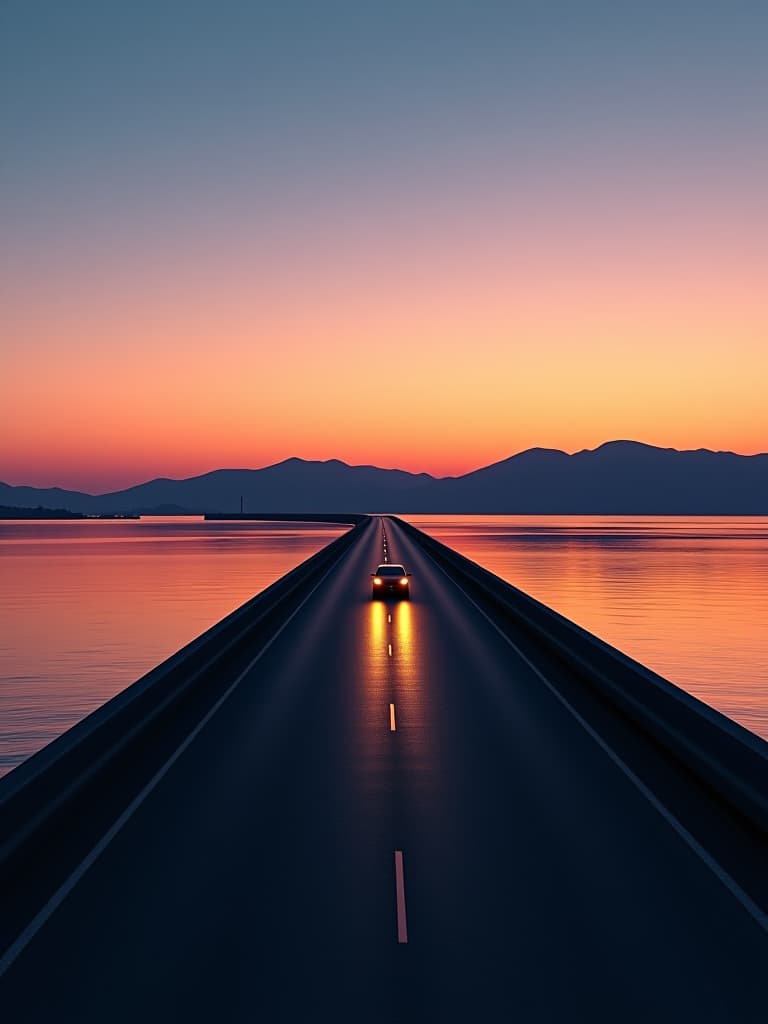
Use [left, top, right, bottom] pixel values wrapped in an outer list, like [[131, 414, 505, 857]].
[[2, 1, 766, 491]]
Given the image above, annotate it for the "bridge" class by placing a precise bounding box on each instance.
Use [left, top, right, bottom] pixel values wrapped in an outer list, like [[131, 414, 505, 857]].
[[1, 515, 766, 1021]]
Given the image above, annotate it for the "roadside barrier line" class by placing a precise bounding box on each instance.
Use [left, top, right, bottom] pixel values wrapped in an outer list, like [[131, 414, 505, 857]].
[[0, 530, 367, 978], [411, 532, 768, 937], [402, 525, 768, 936]]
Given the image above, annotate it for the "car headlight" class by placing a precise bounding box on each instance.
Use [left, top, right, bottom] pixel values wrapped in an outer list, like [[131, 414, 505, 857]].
[[399, 578, 408, 585], [373, 578, 382, 585]]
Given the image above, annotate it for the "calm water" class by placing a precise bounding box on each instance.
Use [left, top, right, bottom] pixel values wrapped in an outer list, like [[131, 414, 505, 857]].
[[2, 515, 767, 778], [405, 516, 768, 742], [0, 517, 345, 776]]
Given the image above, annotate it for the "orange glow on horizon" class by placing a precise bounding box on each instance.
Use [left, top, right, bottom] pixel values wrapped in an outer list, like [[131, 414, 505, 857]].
[[3, 2, 768, 495], [2, 187, 766, 491]]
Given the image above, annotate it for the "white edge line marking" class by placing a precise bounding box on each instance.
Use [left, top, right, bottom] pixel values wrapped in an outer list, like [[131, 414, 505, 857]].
[[389, 703, 396, 731], [394, 850, 408, 942], [398, 526, 768, 935], [0, 538, 362, 978]]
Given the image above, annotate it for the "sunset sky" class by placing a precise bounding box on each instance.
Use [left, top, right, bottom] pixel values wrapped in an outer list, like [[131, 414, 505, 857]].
[[2, 2, 766, 492]]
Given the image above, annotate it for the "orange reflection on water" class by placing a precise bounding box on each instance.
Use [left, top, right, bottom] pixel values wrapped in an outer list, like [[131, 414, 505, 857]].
[[0, 517, 346, 775], [405, 515, 768, 740]]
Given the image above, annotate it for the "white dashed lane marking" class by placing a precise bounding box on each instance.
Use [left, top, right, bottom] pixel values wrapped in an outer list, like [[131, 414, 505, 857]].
[[394, 851, 408, 943]]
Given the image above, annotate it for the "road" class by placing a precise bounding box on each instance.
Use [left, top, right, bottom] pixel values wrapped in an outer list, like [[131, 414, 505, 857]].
[[1, 516, 765, 1021]]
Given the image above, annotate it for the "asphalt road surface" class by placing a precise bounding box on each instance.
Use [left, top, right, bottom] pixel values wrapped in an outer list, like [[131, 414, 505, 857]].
[[1, 517, 765, 1022]]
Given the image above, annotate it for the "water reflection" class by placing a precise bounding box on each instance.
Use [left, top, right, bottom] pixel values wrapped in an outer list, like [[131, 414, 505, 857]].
[[404, 515, 768, 741], [0, 517, 345, 775]]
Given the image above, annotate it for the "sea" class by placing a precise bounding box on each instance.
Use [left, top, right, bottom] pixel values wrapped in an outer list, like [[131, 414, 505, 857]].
[[404, 515, 768, 744], [0, 514, 766, 776], [0, 517, 345, 776]]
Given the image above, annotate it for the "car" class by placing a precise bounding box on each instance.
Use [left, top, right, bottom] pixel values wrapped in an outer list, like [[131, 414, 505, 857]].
[[371, 564, 411, 599]]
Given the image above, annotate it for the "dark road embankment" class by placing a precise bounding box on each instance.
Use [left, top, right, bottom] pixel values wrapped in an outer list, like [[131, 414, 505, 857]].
[[1, 515, 766, 1022]]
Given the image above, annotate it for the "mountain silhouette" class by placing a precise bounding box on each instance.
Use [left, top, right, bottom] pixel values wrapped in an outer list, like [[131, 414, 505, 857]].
[[1, 443, 766, 514], [430, 441, 768, 513]]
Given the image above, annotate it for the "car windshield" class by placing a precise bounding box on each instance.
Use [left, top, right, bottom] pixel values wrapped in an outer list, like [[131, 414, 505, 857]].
[[375, 565, 405, 577]]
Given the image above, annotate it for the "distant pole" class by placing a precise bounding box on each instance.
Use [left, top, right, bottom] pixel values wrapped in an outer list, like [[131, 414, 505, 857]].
[[240, 495, 243, 515]]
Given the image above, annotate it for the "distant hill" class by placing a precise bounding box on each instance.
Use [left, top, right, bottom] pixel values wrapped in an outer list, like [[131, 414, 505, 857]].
[[428, 441, 768, 513], [0, 484, 100, 514], [1, 442, 767, 514], [0, 505, 85, 519], [0, 458, 435, 515]]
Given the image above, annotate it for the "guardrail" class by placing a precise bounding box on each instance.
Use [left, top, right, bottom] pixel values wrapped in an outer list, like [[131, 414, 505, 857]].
[[393, 517, 768, 839], [0, 516, 372, 952]]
